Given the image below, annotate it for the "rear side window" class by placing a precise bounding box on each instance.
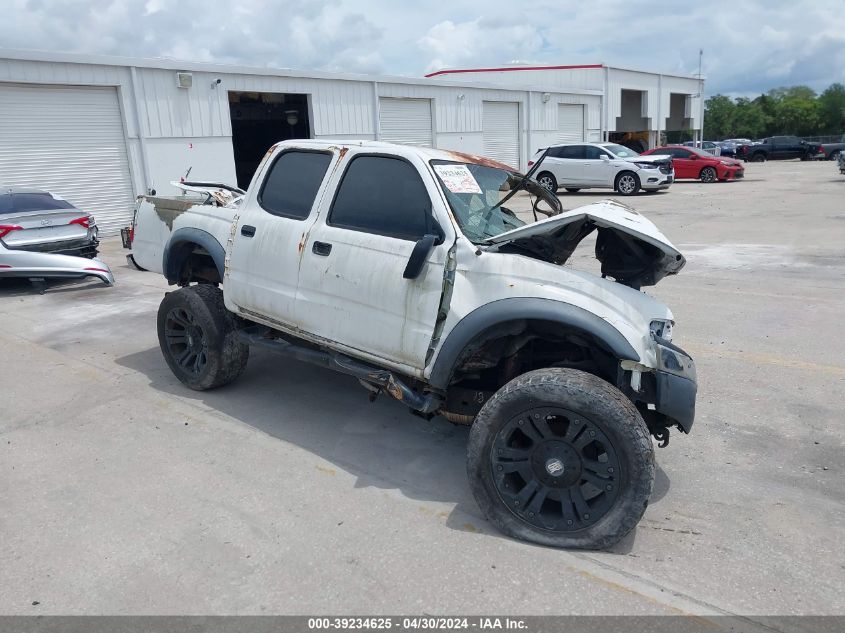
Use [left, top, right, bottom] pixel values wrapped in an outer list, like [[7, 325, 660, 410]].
[[552, 145, 585, 159], [6, 193, 75, 213], [259, 150, 333, 220], [328, 155, 430, 241], [584, 146, 608, 160]]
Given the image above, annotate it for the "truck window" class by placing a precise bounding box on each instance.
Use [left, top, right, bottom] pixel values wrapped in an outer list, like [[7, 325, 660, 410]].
[[328, 155, 430, 241], [258, 150, 333, 220]]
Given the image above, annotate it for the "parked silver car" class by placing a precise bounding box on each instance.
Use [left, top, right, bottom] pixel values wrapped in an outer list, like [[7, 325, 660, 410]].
[[0, 240, 113, 286], [0, 187, 99, 257]]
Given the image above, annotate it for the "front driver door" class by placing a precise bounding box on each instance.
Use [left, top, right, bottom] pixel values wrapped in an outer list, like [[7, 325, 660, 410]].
[[671, 148, 696, 179], [295, 152, 452, 373]]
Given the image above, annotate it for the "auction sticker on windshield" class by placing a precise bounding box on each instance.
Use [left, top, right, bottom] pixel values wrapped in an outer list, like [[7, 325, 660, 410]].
[[433, 164, 482, 194]]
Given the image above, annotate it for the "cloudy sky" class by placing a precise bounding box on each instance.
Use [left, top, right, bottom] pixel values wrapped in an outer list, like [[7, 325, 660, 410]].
[[3, 0, 844, 96]]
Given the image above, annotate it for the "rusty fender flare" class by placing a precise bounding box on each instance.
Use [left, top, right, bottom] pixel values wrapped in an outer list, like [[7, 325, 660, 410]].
[[163, 228, 225, 284], [426, 297, 641, 390]]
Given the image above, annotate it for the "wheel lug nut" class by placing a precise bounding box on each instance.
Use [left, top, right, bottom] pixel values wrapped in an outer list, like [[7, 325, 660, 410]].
[[584, 513, 590, 519], [567, 520, 573, 525], [608, 467, 614, 473], [589, 430, 596, 437], [534, 413, 540, 419], [528, 512, 534, 517], [497, 465, 503, 471], [514, 501, 520, 506], [606, 484, 613, 491], [518, 420, 524, 426]]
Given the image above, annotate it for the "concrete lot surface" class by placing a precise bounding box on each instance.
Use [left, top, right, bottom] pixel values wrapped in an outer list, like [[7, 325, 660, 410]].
[[1, 160, 843, 620]]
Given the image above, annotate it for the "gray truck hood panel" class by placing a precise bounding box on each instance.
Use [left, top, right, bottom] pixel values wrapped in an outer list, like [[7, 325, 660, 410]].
[[486, 199, 685, 288]]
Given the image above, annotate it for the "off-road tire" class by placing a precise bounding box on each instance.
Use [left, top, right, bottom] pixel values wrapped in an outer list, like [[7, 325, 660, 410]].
[[614, 171, 640, 195], [751, 152, 766, 162], [157, 284, 249, 391], [536, 172, 558, 193], [467, 368, 654, 550]]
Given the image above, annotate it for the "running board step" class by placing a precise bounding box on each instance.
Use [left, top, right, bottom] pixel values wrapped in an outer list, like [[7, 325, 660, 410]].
[[236, 325, 441, 413]]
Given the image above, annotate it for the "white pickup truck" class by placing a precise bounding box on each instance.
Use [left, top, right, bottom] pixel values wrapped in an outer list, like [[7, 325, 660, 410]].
[[128, 139, 697, 550]]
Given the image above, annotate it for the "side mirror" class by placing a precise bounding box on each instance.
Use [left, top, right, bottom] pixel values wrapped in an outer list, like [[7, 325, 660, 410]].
[[600, 154, 610, 161], [689, 154, 698, 159], [403, 234, 438, 279]]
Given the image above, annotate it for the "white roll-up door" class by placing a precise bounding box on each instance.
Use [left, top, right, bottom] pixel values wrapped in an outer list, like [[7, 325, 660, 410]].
[[557, 104, 585, 143], [378, 98, 433, 147], [0, 84, 135, 235], [482, 101, 520, 169]]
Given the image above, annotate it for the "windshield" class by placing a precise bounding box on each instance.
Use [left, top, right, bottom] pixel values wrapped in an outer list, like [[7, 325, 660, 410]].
[[604, 144, 640, 158], [431, 161, 541, 243]]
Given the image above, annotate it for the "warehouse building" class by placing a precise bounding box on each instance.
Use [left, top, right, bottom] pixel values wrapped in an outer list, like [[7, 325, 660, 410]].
[[427, 64, 704, 152], [0, 50, 701, 235]]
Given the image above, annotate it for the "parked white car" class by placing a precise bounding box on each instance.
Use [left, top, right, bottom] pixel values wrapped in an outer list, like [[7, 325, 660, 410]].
[[529, 143, 674, 196]]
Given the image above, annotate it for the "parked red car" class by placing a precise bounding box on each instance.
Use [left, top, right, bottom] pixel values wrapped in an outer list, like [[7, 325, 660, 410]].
[[642, 145, 744, 182]]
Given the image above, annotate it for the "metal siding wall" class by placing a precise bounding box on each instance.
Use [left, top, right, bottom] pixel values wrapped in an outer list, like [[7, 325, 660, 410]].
[[0, 55, 607, 187], [430, 68, 603, 92]]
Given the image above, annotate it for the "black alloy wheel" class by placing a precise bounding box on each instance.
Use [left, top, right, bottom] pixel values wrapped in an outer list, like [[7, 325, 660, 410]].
[[490, 406, 621, 532], [164, 306, 209, 377]]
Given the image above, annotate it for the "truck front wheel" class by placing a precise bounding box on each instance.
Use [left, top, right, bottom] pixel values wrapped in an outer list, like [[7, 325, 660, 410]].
[[467, 368, 654, 550], [157, 285, 249, 391]]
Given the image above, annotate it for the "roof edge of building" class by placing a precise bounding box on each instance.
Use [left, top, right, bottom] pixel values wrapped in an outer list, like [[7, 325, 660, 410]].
[[426, 63, 702, 82]]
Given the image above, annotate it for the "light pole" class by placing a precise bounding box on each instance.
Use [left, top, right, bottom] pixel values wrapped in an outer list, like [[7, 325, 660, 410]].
[[698, 49, 705, 143]]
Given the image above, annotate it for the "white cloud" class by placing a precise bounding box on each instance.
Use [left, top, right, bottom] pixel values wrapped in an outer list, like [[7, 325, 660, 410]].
[[418, 18, 544, 74]]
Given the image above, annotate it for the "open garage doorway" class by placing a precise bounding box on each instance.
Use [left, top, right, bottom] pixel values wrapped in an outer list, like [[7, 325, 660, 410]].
[[228, 91, 311, 188], [664, 93, 694, 144]]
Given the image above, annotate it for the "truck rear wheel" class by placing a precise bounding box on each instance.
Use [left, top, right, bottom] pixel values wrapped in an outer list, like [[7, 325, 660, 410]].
[[157, 285, 249, 391], [467, 368, 654, 550]]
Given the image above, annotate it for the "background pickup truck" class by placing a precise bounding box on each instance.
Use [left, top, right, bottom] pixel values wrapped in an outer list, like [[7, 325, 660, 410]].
[[821, 135, 845, 161], [737, 136, 824, 162], [127, 139, 697, 551]]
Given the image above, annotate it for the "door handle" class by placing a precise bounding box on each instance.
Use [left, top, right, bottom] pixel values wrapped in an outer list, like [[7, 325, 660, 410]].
[[241, 225, 256, 237], [312, 241, 332, 256]]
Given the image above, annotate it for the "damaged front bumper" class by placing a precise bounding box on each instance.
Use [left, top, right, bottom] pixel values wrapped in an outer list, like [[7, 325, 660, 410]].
[[652, 337, 697, 433]]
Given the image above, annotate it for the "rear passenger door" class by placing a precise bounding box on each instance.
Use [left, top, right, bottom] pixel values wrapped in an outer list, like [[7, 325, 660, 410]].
[[548, 145, 586, 185], [295, 152, 453, 372], [225, 148, 336, 326]]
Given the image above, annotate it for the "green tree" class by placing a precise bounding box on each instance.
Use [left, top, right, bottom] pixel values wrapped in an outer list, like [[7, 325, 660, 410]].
[[773, 97, 820, 136], [703, 95, 736, 139], [818, 83, 845, 135], [733, 98, 769, 138], [767, 85, 817, 101]]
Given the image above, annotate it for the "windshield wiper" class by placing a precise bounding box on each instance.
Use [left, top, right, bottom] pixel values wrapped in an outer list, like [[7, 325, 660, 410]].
[[482, 148, 551, 220]]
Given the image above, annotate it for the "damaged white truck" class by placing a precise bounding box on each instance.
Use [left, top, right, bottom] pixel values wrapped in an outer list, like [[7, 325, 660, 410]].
[[128, 140, 696, 550]]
